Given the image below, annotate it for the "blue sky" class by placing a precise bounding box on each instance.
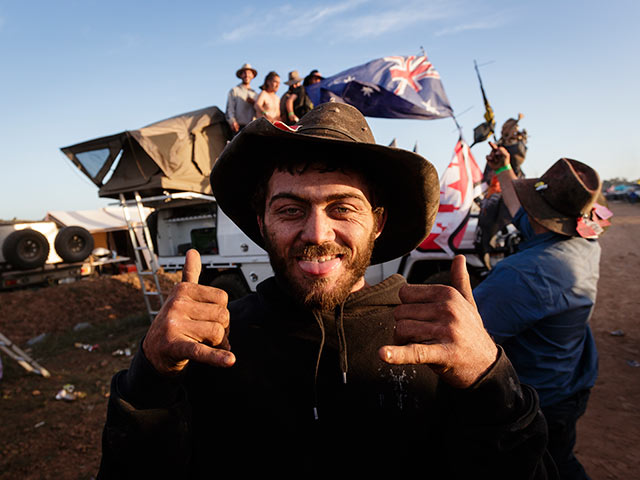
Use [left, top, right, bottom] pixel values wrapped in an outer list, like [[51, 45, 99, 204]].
[[1, 0, 638, 220]]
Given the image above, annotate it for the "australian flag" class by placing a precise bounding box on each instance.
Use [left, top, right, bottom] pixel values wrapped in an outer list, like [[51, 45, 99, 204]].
[[306, 55, 453, 120]]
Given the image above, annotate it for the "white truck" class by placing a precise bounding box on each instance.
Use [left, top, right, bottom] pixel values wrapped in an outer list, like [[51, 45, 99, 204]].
[[141, 192, 517, 300], [61, 105, 517, 300]]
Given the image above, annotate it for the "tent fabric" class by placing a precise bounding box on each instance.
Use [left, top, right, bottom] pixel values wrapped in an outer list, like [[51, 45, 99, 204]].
[[61, 106, 232, 199], [46, 206, 152, 233]]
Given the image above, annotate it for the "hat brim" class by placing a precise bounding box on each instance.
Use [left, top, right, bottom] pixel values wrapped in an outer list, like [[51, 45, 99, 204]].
[[210, 118, 439, 265], [513, 178, 578, 236], [236, 68, 257, 78], [285, 78, 302, 85]]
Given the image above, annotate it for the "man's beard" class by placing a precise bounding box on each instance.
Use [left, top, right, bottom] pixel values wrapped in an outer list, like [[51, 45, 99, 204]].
[[262, 230, 376, 312]]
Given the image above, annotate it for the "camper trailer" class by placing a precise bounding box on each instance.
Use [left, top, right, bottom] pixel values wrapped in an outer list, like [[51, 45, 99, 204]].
[[0, 220, 98, 289], [61, 105, 511, 300]]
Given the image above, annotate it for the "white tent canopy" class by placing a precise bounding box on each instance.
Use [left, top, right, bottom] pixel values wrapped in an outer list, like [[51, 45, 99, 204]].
[[46, 206, 152, 233]]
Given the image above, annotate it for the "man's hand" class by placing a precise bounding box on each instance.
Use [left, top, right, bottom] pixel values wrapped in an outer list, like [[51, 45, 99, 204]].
[[379, 256, 498, 388], [142, 249, 236, 376], [486, 141, 510, 171], [230, 120, 240, 133]]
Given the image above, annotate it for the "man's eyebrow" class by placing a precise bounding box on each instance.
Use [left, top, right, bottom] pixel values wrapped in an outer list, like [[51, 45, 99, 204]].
[[268, 191, 368, 208]]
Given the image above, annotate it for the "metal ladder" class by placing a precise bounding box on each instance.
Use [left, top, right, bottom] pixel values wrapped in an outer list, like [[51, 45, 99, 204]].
[[119, 192, 165, 321], [0, 331, 51, 377]]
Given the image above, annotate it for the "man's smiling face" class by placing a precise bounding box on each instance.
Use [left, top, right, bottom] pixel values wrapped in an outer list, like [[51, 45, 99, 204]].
[[258, 166, 384, 310]]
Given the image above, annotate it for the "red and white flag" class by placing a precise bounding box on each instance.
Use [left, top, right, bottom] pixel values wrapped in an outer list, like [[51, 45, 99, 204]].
[[418, 139, 483, 255]]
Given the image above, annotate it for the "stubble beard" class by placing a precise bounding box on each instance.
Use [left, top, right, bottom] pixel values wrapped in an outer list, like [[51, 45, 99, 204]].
[[262, 229, 376, 312]]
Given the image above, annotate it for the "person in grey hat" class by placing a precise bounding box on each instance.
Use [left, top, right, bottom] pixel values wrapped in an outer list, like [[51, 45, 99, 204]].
[[280, 70, 314, 125], [97, 104, 557, 478], [475, 143, 609, 480], [225, 63, 258, 134]]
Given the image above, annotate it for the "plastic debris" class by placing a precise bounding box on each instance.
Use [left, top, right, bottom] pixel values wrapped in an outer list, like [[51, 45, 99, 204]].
[[73, 322, 92, 332], [26, 333, 49, 346], [112, 348, 132, 357], [34, 421, 46, 429], [610, 330, 625, 336], [627, 360, 640, 368], [74, 342, 99, 352], [55, 384, 77, 401]]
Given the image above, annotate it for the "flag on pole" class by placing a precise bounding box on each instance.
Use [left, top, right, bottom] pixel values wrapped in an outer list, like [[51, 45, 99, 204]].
[[471, 60, 496, 146], [418, 139, 483, 255], [306, 55, 453, 119]]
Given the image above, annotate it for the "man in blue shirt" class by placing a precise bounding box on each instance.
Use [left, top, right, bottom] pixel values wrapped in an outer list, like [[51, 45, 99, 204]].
[[474, 143, 609, 480]]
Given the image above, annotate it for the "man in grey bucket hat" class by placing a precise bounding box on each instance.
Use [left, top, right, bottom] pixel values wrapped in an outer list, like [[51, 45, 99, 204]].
[[98, 104, 557, 478]]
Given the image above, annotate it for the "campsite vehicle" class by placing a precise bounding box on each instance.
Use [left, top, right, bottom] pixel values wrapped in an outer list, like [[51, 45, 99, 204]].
[[0, 220, 97, 289], [61, 105, 515, 304]]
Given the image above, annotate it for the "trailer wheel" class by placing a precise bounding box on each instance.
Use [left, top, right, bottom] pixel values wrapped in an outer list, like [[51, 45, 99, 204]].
[[2, 229, 50, 270], [209, 273, 250, 302], [54, 226, 94, 263]]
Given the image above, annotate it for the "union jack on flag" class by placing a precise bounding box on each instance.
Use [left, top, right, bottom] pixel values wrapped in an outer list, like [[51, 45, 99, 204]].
[[386, 55, 441, 96], [306, 54, 453, 120]]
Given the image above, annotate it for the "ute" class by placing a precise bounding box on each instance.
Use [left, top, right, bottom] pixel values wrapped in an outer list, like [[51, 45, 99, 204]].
[[61, 105, 515, 306]]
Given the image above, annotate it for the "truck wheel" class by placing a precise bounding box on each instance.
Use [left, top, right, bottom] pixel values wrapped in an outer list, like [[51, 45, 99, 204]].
[[209, 273, 250, 301], [2, 229, 50, 270], [422, 268, 484, 289], [54, 226, 94, 263], [421, 270, 451, 286]]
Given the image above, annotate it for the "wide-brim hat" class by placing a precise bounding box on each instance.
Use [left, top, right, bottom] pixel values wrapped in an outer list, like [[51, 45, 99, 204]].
[[513, 158, 603, 237], [210, 103, 439, 265], [285, 70, 303, 86], [236, 63, 257, 78]]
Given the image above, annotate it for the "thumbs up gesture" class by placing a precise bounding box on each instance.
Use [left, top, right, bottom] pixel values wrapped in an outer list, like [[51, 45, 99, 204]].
[[379, 256, 498, 388], [142, 249, 236, 375]]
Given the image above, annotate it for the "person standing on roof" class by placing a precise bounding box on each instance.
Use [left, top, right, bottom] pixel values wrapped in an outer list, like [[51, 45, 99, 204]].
[[303, 69, 324, 86], [225, 63, 258, 135], [254, 71, 281, 123], [280, 70, 313, 125]]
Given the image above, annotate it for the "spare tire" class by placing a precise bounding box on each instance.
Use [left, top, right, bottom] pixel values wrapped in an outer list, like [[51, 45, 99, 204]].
[[208, 273, 250, 301], [54, 226, 94, 263], [2, 229, 50, 270]]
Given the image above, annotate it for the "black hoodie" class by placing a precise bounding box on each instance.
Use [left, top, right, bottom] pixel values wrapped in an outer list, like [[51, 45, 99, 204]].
[[98, 275, 557, 479]]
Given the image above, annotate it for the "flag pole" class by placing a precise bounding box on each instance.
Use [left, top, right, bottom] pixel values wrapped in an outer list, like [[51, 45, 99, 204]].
[[451, 113, 463, 140], [473, 59, 498, 143]]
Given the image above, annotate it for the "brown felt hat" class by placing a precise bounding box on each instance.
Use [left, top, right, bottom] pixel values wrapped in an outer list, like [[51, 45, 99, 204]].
[[513, 158, 602, 237], [210, 103, 440, 264]]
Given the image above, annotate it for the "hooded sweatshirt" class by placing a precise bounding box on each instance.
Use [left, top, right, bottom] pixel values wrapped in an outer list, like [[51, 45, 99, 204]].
[[98, 275, 556, 479]]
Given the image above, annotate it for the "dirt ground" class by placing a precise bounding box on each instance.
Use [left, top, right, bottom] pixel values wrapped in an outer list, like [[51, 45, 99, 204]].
[[0, 202, 638, 479]]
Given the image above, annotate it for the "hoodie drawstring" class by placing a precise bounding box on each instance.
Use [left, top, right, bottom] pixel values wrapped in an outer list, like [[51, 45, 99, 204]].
[[335, 302, 348, 385], [312, 310, 325, 421], [311, 299, 350, 420]]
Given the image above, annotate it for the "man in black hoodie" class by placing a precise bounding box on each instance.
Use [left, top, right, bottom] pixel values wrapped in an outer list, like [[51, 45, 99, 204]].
[[98, 103, 557, 479]]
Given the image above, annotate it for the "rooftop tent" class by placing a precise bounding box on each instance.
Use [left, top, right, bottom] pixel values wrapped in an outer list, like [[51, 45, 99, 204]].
[[61, 106, 232, 199]]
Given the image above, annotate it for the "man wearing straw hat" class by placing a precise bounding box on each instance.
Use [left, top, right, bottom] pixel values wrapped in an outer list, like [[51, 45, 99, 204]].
[[281, 70, 313, 125], [225, 63, 258, 134], [98, 104, 557, 479], [475, 143, 609, 480]]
